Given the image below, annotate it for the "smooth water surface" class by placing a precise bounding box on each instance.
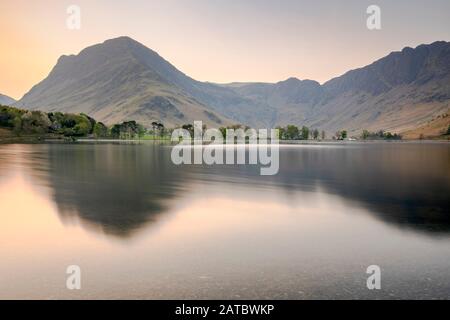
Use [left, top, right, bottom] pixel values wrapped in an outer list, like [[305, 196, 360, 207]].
[[0, 142, 449, 299]]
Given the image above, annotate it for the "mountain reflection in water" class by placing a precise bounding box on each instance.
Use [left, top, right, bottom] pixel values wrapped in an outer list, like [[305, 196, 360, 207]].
[[26, 142, 449, 237], [1, 142, 449, 299]]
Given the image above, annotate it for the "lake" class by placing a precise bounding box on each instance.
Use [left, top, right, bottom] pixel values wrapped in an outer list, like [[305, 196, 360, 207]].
[[0, 142, 449, 299]]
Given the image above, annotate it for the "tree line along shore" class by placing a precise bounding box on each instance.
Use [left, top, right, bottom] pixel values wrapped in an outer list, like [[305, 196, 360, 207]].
[[1, 105, 449, 143]]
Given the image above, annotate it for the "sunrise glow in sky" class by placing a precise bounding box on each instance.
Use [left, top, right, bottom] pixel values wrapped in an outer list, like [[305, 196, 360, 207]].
[[1, 0, 449, 99]]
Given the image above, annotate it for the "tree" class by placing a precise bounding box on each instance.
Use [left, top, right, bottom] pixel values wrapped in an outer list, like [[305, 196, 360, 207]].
[[80, 113, 96, 134], [335, 130, 347, 140], [0, 106, 25, 129], [151, 121, 158, 138], [54, 113, 93, 136], [12, 116, 22, 135], [275, 126, 285, 140], [137, 124, 147, 139], [156, 123, 165, 137], [301, 126, 309, 140], [73, 121, 90, 136], [321, 130, 326, 140], [376, 130, 385, 139], [70, 114, 92, 136], [286, 125, 299, 140], [359, 129, 402, 140], [385, 132, 394, 139], [110, 124, 121, 139], [93, 122, 108, 138], [447, 125, 450, 135], [312, 129, 319, 140], [21, 111, 52, 134], [119, 121, 139, 139], [361, 130, 370, 140]]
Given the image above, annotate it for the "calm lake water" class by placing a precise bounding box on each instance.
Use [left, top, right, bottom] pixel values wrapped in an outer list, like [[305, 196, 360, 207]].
[[0, 142, 449, 299]]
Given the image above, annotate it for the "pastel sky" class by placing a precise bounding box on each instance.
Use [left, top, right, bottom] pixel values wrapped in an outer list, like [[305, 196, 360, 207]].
[[1, 0, 449, 99]]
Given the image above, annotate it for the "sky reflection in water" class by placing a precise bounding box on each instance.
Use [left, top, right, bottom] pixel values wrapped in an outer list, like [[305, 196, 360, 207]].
[[0, 142, 449, 299]]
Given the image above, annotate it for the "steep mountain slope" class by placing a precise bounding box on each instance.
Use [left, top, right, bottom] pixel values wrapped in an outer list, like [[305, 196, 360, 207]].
[[223, 41, 450, 133], [402, 113, 450, 139], [16, 37, 450, 134], [226, 78, 323, 127], [0, 94, 16, 106], [306, 41, 450, 134], [16, 37, 231, 127]]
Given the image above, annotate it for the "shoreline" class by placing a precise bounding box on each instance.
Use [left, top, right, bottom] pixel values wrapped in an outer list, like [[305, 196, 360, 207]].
[[1, 137, 449, 145]]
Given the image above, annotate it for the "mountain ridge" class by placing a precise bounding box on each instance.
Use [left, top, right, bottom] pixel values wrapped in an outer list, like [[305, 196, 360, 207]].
[[0, 93, 16, 106], [17, 36, 233, 127], [16, 37, 450, 135]]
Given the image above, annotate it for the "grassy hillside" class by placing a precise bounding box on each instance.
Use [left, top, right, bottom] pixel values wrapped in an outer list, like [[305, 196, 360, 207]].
[[402, 113, 450, 139]]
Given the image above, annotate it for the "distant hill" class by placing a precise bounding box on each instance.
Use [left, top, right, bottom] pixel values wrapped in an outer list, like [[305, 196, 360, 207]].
[[225, 41, 450, 134], [16, 37, 450, 134], [307, 41, 450, 134], [0, 94, 16, 106]]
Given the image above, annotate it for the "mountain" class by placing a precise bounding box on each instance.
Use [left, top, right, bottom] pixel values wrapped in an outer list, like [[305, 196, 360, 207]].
[[307, 41, 450, 134], [16, 37, 450, 134], [0, 94, 16, 106], [223, 41, 450, 134], [16, 37, 231, 127]]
